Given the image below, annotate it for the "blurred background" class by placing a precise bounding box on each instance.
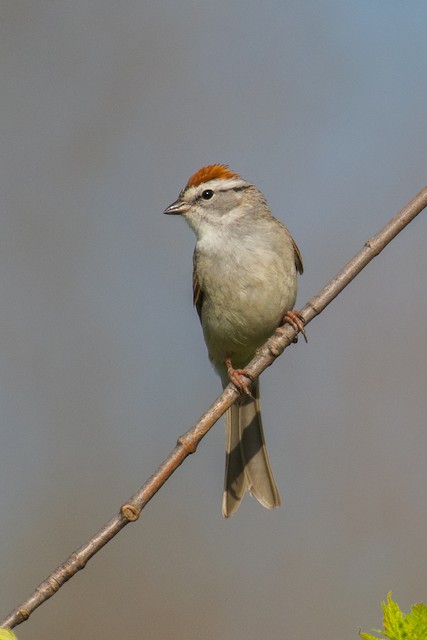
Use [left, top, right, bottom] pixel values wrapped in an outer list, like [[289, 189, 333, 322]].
[[1, 2, 426, 638]]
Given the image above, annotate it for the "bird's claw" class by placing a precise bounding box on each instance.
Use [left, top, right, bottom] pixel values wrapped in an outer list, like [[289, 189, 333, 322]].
[[225, 357, 254, 397], [276, 310, 307, 343]]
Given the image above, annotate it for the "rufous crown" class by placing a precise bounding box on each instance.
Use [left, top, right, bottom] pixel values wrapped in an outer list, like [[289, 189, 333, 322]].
[[185, 165, 241, 189]]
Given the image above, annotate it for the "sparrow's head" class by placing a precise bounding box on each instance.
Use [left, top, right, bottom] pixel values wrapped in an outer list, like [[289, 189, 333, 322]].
[[163, 165, 264, 235]]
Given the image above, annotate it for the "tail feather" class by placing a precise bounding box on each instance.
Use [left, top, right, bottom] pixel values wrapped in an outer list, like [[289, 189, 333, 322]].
[[222, 379, 281, 517]]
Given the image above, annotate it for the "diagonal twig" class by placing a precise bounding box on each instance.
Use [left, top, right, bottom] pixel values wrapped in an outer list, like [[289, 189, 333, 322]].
[[2, 185, 427, 630]]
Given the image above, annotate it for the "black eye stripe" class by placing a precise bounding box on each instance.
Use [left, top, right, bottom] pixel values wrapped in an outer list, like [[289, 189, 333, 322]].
[[198, 184, 248, 202]]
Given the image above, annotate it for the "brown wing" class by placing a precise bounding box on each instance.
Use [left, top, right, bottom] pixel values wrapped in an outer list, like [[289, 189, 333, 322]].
[[291, 236, 304, 275], [192, 249, 204, 320]]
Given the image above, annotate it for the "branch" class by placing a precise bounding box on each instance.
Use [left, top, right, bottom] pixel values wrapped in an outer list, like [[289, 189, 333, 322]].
[[2, 185, 427, 630]]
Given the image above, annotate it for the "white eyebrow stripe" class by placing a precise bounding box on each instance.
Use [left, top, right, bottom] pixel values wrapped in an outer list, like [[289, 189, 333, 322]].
[[184, 178, 248, 199]]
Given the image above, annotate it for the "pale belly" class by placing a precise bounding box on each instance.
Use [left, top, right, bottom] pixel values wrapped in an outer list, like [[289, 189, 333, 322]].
[[200, 257, 297, 372]]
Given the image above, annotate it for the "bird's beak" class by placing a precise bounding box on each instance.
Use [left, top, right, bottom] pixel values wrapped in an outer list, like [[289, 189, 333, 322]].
[[163, 198, 191, 215]]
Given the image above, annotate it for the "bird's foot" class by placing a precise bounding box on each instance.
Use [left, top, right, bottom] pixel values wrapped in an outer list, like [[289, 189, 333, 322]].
[[226, 357, 254, 397], [276, 310, 307, 343]]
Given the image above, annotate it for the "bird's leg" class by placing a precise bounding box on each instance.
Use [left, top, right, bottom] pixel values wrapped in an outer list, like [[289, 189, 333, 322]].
[[225, 357, 254, 397], [276, 310, 307, 343]]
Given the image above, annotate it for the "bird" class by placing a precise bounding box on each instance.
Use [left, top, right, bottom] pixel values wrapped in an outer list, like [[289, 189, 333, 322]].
[[163, 164, 304, 517]]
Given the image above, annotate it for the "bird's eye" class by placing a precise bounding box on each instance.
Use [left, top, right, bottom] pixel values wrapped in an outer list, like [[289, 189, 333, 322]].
[[201, 189, 214, 200]]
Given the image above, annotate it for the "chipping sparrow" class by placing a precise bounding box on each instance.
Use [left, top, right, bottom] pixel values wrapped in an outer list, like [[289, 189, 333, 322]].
[[164, 165, 304, 517]]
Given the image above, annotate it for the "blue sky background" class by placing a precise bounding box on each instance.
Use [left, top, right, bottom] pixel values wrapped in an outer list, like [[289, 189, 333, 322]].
[[1, 2, 426, 638]]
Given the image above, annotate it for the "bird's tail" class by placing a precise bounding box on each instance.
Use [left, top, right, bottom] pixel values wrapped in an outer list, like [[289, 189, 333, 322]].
[[222, 378, 281, 517]]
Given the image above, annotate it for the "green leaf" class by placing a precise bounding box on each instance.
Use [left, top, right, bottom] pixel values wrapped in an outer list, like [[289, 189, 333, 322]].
[[0, 628, 18, 640], [359, 593, 427, 640]]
